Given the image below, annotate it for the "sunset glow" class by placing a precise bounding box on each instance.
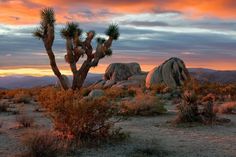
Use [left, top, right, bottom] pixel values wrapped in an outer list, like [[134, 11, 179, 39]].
[[0, 0, 236, 76]]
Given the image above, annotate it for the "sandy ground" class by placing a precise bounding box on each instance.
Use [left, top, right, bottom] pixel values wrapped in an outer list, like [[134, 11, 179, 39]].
[[0, 99, 235, 157]]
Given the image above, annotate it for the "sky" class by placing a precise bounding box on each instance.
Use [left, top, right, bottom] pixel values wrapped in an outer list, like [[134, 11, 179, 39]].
[[0, 0, 236, 76]]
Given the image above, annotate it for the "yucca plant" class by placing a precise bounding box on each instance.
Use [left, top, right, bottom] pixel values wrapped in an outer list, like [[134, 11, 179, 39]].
[[175, 90, 200, 123], [201, 93, 216, 123], [33, 8, 120, 90]]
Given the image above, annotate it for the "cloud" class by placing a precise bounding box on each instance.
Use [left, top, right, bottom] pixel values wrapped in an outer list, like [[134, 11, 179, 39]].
[[1, 0, 236, 24], [0, 0, 236, 73]]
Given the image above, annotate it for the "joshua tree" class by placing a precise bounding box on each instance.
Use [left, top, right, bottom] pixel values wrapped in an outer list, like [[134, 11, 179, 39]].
[[33, 8, 120, 90]]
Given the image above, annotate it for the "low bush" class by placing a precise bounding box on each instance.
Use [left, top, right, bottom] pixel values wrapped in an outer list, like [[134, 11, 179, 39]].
[[120, 94, 166, 116], [105, 87, 136, 100], [175, 90, 229, 125], [20, 131, 64, 157], [13, 92, 32, 104], [217, 102, 236, 114], [37, 87, 125, 144], [200, 93, 217, 123], [16, 115, 34, 128]]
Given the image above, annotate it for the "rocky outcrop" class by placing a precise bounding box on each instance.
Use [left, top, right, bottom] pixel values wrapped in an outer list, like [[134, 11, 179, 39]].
[[111, 80, 141, 89], [104, 63, 141, 82], [91, 62, 145, 89], [146, 57, 190, 89]]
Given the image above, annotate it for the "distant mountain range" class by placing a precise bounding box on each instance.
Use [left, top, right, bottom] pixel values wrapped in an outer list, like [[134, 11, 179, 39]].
[[189, 68, 236, 84], [0, 74, 102, 89], [0, 68, 236, 89]]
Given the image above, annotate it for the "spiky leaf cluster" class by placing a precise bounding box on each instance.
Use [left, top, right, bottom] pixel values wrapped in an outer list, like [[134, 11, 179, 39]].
[[60, 22, 82, 39], [33, 28, 44, 40], [96, 37, 106, 44], [105, 24, 120, 40], [40, 8, 55, 28], [33, 8, 55, 40]]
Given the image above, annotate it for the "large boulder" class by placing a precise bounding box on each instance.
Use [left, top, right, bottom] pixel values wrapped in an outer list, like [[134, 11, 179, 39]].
[[146, 57, 190, 89], [104, 63, 142, 82]]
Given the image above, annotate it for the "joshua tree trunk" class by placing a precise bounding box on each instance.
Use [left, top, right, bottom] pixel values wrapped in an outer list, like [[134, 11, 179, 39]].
[[33, 8, 119, 90], [46, 48, 69, 90]]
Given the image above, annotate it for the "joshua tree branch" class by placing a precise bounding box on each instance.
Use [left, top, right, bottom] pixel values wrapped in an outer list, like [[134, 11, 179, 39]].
[[34, 8, 119, 90]]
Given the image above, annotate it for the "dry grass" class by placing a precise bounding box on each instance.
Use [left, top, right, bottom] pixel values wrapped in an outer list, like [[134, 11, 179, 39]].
[[105, 87, 136, 99], [16, 115, 34, 128], [216, 102, 236, 114], [2, 88, 39, 101], [13, 92, 32, 104], [120, 94, 166, 116], [184, 79, 236, 101], [20, 131, 64, 157]]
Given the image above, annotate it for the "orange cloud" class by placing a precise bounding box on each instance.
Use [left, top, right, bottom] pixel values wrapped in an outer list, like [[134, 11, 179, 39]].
[[1, 0, 236, 25]]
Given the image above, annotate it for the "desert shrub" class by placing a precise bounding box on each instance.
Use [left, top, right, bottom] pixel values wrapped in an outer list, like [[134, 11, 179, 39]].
[[37, 88, 124, 144], [0, 102, 8, 112], [105, 87, 136, 99], [21, 132, 64, 157], [2, 89, 34, 103], [37, 87, 81, 111], [0, 90, 6, 99], [150, 83, 168, 94], [217, 102, 236, 114], [175, 90, 200, 123], [53, 97, 118, 143], [200, 93, 217, 123], [16, 115, 34, 128], [183, 78, 236, 102], [4, 89, 28, 98], [175, 90, 229, 124], [120, 95, 166, 116], [13, 92, 32, 103]]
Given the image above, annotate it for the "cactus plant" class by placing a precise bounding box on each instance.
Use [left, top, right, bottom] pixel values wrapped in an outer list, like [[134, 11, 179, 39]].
[[33, 8, 120, 90]]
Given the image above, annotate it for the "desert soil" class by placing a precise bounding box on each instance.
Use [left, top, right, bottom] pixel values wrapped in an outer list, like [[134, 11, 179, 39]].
[[0, 99, 235, 157]]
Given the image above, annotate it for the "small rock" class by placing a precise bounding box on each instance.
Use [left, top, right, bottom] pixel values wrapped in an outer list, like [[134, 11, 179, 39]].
[[104, 80, 116, 88], [88, 89, 105, 98]]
